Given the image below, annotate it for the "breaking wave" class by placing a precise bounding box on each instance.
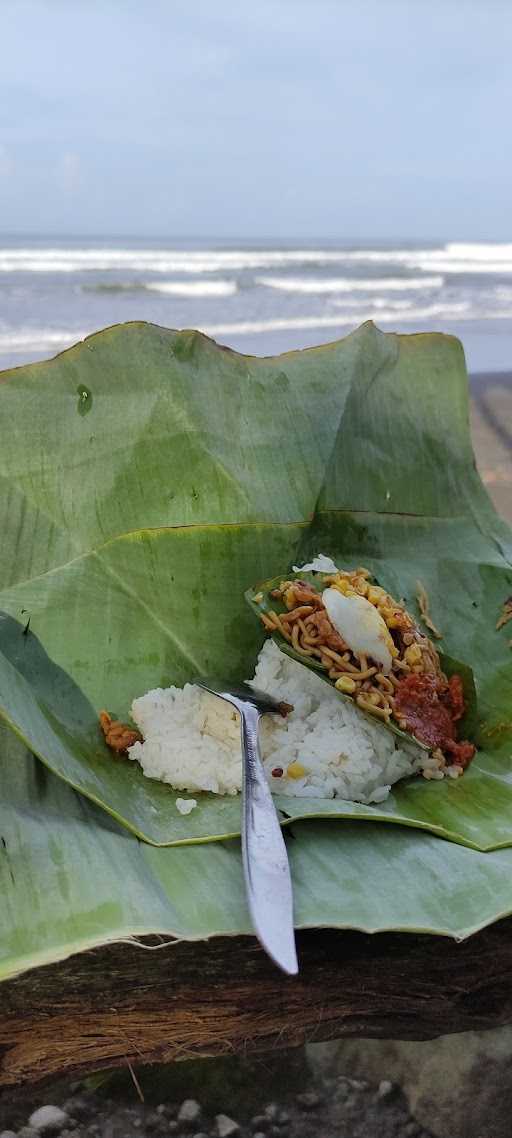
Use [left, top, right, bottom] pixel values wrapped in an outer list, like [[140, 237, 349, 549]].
[[145, 279, 237, 297], [256, 275, 444, 293], [2, 242, 512, 276]]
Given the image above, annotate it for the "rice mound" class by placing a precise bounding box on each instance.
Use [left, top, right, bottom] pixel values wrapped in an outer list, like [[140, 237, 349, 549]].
[[128, 640, 429, 804]]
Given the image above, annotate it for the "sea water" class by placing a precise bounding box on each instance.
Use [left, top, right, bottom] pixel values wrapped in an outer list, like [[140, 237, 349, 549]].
[[1, 235, 512, 373]]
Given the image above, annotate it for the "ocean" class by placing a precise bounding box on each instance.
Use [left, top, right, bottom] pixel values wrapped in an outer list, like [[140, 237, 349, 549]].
[[1, 236, 512, 373]]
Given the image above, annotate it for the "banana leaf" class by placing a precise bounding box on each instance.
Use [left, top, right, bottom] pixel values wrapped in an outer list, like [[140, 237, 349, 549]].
[[5, 721, 512, 984], [0, 321, 511, 852]]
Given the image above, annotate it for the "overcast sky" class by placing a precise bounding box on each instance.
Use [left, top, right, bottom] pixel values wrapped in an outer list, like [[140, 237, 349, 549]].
[[1, 0, 511, 239]]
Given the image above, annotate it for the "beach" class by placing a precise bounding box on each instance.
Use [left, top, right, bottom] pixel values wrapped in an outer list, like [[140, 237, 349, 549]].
[[471, 372, 512, 522], [2, 0, 512, 1132], [0, 237, 510, 520], [0, 243, 511, 1138]]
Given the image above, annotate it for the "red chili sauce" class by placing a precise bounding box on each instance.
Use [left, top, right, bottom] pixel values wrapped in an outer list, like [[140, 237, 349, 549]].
[[394, 673, 475, 769]]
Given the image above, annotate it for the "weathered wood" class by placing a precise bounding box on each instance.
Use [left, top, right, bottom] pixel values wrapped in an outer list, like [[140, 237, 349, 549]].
[[2, 921, 512, 1089]]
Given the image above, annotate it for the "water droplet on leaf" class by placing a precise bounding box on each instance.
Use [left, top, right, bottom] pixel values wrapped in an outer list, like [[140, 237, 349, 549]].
[[77, 384, 93, 416]]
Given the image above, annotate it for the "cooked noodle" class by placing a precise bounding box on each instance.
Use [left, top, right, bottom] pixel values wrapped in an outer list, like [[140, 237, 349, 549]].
[[259, 566, 474, 771]]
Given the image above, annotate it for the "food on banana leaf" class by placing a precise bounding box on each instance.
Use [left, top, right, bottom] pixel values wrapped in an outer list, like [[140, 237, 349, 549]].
[[99, 559, 474, 806], [99, 710, 142, 753], [252, 559, 476, 775], [416, 580, 443, 639], [496, 595, 512, 632], [100, 640, 430, 804], [176, 797, 198, 815]]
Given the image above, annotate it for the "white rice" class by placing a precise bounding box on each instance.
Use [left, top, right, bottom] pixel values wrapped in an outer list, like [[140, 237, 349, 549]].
[[128, 640, 435, 804], [176, 797, 198, 815]]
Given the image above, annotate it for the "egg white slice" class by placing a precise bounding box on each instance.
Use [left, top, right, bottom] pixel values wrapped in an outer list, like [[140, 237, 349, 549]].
[[322, 588, 394, 675]]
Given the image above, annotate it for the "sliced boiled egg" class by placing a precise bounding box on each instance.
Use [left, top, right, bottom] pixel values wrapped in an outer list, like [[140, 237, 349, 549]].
[[322, 588, 395, 675]]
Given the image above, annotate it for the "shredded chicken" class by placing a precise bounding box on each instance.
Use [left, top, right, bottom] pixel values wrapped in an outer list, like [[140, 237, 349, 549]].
[[496, 596, 512, 632], [482, 720, 512, 739], [99, 710, 142, 754], [416, 580, 443, 639]]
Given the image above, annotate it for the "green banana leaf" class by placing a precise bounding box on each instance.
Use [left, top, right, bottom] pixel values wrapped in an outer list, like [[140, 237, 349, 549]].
[[0, 321, 511, 852], [5, 720, 512, 984]]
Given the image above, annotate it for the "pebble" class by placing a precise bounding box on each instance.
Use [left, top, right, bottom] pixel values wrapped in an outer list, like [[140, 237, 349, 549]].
[[215, 1115, 240, 1138], [157, 1105, 179, 1119], [338, 1076, 368, 1091], [178, 1101, 202, 1126], [349, 1078, 368, 1091], [296, 1092, 323, 1111], [165, 1105, 179, 1119], [1, 1078, 428, 1138], [29, 1111, 69, 1136], [62, 1099, 90, 1122], [145, 1114, 164, 1131]]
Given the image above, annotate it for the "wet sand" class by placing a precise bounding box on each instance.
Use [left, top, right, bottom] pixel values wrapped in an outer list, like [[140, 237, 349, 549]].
[[470, 372, 512, 523]]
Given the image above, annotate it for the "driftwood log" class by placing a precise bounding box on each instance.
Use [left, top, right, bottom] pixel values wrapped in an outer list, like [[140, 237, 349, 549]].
[[2, 921, 512, 1089]]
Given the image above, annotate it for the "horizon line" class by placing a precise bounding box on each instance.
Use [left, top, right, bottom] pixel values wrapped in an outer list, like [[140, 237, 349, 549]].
[[0, 232, 509, 245]]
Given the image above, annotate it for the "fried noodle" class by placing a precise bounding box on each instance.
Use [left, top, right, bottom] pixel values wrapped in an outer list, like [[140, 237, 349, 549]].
[[260, 567, 475, 771]]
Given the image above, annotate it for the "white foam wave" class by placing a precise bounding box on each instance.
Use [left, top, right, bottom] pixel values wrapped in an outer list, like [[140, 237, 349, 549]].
[[146, 279, 237, 297], [0, 247, 373, 274], [0, 329, 89, 352], [202, 301, 505, 338], [320, 243, 512, 268], [331, 297, 417, 311], [409, 259, 512, 275], [331, 245, 512, 274], [256, 275, 443, 294], [2, 242, 512, 276], [444, 242, 512, 261]]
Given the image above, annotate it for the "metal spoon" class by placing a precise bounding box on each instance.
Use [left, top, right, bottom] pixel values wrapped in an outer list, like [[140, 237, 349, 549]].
[[195, 676, 298, 975]]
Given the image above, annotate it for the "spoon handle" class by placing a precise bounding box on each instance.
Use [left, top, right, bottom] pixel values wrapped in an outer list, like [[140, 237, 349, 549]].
[[239, 703, 298, 975]]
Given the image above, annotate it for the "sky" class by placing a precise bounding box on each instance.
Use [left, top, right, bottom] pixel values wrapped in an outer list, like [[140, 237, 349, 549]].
[[1, 0, 511, 239]]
